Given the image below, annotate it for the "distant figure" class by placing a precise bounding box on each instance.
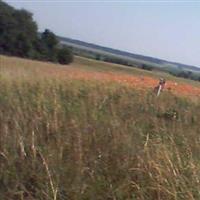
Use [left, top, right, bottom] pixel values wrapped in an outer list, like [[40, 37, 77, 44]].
[[154, 78, 166, 96]]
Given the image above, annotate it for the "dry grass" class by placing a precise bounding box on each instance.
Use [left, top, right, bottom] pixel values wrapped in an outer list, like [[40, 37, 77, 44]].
[[0, 55, 200, 200]]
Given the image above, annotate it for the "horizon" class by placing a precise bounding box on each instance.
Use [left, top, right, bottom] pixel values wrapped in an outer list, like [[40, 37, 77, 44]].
[[4, 0, 200, 67], [58, 34, 199, 68]]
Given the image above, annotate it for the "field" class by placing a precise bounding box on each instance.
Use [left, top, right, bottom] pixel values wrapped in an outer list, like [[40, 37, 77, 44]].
[[1, 55, 200, 200]]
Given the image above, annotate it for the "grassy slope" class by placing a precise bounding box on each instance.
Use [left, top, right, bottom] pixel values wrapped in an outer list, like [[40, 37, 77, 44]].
[[0, 55, 200, 200]]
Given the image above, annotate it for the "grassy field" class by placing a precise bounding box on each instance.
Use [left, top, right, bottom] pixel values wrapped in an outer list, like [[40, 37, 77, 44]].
[[73, 56, 200, 86], [1, 55, 200, 200]]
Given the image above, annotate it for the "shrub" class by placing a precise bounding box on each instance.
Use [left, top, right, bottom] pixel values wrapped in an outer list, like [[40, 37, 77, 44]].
[[57, 47, 73, 64], [141, 64, 153, 71]]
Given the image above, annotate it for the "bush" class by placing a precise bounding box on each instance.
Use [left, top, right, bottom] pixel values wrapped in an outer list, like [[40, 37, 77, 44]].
[[57, 47, 73, 64], [0, 1, 38, 57], [141, 64, 153, 71], [0, 1, 74, 64]]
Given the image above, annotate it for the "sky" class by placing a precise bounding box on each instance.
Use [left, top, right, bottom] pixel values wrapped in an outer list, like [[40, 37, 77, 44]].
[[4, 0, 200, 67]]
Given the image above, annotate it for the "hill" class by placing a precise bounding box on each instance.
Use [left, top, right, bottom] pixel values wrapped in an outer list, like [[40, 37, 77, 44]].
[[1, 55, 200, 199], [58, 35, 200, 74]]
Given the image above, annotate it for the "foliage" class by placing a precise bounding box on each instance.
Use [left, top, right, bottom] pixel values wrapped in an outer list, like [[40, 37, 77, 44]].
[[141, 64, 153, 71], [41, 29, 58, 50], [0, 1, 38, 57], [0, 1, 73, 64], [39, 29, 58, 62], [102, 56, 133, 66], [169, 69, 200, 82], [57, 46, 73, 64]]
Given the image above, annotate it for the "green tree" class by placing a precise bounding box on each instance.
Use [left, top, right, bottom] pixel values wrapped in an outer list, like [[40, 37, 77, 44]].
[[0, 0, 73, 64], [0, 0, 17, 54], [41, 29, 58, 61], [57, 47, 73, 64], [41, 29, 58, 49], [0, 1, 38, 57], [14, 9, 38, 57], [141, 64, 153, 71]]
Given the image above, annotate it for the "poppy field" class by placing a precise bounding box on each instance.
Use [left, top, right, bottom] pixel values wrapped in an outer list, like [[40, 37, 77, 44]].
[[1, 55, 200, 200]]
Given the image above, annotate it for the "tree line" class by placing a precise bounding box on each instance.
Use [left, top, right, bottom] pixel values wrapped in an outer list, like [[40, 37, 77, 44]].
[[0, 0, 73, 64]]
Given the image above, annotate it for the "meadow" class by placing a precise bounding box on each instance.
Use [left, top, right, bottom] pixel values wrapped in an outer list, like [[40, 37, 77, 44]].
[[0, 55, 200, 200]]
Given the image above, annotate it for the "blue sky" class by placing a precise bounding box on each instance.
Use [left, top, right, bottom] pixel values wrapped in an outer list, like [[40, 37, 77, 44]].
[[4, 0, 200, 67]]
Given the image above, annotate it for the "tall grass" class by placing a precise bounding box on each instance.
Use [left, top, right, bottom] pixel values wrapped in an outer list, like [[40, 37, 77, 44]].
[[0, 56, 200, 200]]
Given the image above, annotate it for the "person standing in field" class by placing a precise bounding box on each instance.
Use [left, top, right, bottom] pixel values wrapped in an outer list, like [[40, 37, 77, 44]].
[[154, 78, 166, 96]]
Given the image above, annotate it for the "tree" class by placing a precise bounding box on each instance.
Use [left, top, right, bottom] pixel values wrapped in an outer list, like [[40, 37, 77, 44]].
[[57, 47, 73, 64], [141, 64, 153, 71], [95, 54, 101, 60], [41, 29, 58, 61], [14, 9, 38, 57], [0, 0, 16, 54], [0, 1, 73, 64], [41, 29, 58, 50], [0, 1, 38, 57], [14, 32, 32, 57]]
